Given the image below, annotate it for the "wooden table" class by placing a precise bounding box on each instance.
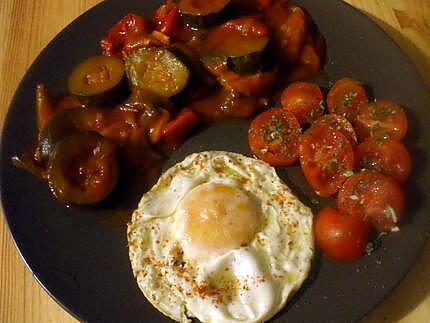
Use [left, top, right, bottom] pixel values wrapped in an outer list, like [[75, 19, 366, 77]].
[[0, 1, 429, 322]]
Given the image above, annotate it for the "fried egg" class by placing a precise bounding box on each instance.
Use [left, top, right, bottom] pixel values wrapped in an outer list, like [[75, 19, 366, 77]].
[[127, 151, 313, 322]]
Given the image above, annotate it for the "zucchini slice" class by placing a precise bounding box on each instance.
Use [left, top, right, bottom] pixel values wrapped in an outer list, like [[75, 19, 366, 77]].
[[125, 47, 190, 98], [205, 17, 273, 74], [68, 55, 129, 106], [177, 0, 232, 28]]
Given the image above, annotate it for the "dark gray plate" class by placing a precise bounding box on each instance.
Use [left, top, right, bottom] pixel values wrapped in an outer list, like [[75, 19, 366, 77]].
[[1, 0, 429, 322]]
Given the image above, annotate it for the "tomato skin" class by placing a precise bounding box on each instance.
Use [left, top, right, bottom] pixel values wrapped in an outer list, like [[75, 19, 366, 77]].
[[313, 114, 358, 147], [153, 3, 183, 37], [281, 82, 324, 125], [248, 108, 301, 166], [355, 138, 411, 183], [354, 100, 408, 142], [337, 171, 405, 232], [299, 124, 354, 197], [327, 77, 369, 122], [100, 14, 152, 58], [314, 207, 372, 261]]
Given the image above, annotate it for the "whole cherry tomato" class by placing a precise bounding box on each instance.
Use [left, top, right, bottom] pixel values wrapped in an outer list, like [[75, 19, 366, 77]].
[[314, 206, 372, 261]]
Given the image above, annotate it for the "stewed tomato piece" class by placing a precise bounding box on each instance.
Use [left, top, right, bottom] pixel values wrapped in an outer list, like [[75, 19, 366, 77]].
[[312, 114, 358, 147], [314, 207, 372, 261], [354, 100, 408, 142], [299, 124, 354, 197], [280, 82, 324, 125], [355, 138, 411, 183], [327, 77, 368, 121], [248, 108, 301, 166], [337, 171, 404, 232]]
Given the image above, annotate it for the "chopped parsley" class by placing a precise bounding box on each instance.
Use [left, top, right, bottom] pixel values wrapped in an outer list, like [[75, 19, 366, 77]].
[[342, 92, 357, 106], [365, 232, 387, 255], [384, 205, 397, 222], [261, 116, 287, 143], [343, 170, 354, 177]]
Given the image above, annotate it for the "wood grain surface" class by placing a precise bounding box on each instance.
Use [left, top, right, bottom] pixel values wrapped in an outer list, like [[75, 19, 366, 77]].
[[1, 1, 429, 322]]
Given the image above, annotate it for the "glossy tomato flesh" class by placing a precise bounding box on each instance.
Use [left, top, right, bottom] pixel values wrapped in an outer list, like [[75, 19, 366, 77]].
[[355, 138, 411, 183], [281, 81, 324, 125], [299, 124, 354, 197], [337, 171, 405, 232], [248, 108, 301, 166]]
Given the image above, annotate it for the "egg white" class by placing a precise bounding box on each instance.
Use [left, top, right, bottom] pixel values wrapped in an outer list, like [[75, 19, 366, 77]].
[[127, 151, 314, 322]]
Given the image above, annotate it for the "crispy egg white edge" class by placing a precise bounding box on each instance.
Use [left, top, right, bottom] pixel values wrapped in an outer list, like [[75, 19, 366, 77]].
[[127, 151, 314, 322]]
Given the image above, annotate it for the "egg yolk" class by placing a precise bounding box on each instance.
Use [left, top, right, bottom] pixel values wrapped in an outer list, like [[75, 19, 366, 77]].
[[176, 183, 259, 259]]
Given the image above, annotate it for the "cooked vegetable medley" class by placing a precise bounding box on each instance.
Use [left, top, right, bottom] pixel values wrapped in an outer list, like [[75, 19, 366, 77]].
[[15, 0, 326, 205]]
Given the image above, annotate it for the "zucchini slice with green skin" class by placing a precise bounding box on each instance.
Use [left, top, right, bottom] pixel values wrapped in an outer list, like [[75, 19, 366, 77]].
[[34, 108, 105, 164], [47, 131, 119, 205], [68, 55, 129, 106], [177, 0, 232, 28], [125, 47, 190, 98], [205, 17, 273, 74], [226, 46, 275, 74]]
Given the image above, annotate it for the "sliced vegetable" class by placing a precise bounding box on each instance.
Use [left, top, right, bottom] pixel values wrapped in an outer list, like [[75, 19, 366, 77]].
[[287, 43, 322, 82], [68, 55, 129, 106], [355, 138, 411, 183], [337, 171, 405, 232], [125, 47, 190, 98], [299, 124, 354, 197], [153, 3, 183, 37], [36, 84, 56, 129], [204, 17, 272, 75], [313, 114, 358, 147], [100, 13, 152, 58], [178, 0, 232, 28], [161, 108, 199, 148], [354, 100, 408, 142], [326, 77, 368, 121], [280, 82, 324, 124], [35, 108, 106, 163], [248, 108, 301, 166], [314, 206, 372, 261], [148, 108, 171, 144], [264, 3, 308, 63], [215, 66, 277, 96], [47, 131, 119, 205]]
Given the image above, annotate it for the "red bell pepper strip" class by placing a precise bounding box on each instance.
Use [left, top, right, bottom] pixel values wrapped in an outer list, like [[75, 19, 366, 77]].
[[161, 108, 199, 149]]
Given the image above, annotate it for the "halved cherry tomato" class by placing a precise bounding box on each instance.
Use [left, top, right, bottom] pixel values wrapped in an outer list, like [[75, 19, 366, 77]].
[[280, 82, 324, 125], [355, 138, 411, 183], [327, 77, 368, 122], [161, 108, 199, 149], [337, 171, 404, 232], [100, 14, 152, 58], [313, 114, 358, 147], [248, 108, 301, 166], [153, 3, 183, 38], [299, 124, 354, 197], [354, 100, 408, 142], [314, 206, 372, 261]]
